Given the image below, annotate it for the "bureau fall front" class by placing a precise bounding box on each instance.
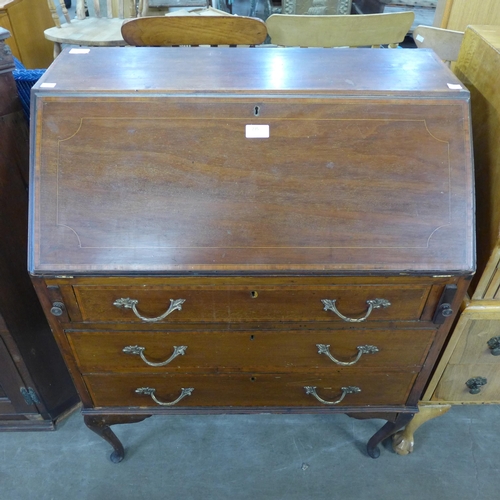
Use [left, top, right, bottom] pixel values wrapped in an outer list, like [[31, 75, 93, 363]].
[[29, 47, 474, 461]]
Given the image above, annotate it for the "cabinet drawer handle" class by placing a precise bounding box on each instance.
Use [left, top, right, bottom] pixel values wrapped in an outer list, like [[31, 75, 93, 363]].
[[123, 345, 187, 367], [113, 298, 185, 322], [304, 386, 361, 405], [321, 298, 391, 322], [487, 336, 500, 356], [316, 344, 379, 366], [465, 377, 487, 395], [135, 387, 193, 406]]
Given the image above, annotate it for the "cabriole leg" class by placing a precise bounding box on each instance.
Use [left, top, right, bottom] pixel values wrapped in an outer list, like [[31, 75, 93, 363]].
[[392, 404, 452, 455], [367, 413, 414, 458], [83, 414, 151, 463]]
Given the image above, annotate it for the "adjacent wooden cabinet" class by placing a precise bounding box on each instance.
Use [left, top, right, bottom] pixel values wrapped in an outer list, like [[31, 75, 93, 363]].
[[0, 28, 78, 429], [434, 0, 500, 30], [29, 47, 474, 460]]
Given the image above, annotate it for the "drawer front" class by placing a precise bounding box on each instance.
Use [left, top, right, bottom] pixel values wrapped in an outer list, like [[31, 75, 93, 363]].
[[68, 329, 434, 374], [84, 371, 417, 408], [448, 316, 500, 365], [432, 364, 500, 403], [72, 284, 430, 323]]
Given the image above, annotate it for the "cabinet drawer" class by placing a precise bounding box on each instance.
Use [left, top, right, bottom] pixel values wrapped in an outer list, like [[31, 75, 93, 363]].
[[432, 364, 500, 403], [84, 371, 417, 408], [72, 284, 430, 323], [68, 328, 434, 374], [448, 315, 500, 365]]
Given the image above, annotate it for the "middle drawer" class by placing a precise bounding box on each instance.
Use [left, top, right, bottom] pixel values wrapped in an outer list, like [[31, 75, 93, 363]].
[[67, 328, 435, 374]]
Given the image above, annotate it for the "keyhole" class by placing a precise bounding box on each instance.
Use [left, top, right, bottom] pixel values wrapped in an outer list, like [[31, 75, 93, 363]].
[[250, 291, 258, 298], [254, 106, 260, 116], [250, 376, 256, 382], [250, 335, 255, 340]]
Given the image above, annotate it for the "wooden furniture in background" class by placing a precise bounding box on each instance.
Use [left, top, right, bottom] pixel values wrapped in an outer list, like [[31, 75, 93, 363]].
[[29, 47, 473, 461], [281, 0, 351, 15], [393, 25, 500, 455], [353, 0, 436, 14], [0, 28, 78, 430], [146, 0, 209, 17], [213, 0, 272, 21], [412, 25, 463, 65], [0, 0, 54, 68], [266, 11, 414, 47], [121, 14, 267, 46], [434, 0, 500, 31], [45, 0, 142, 57]]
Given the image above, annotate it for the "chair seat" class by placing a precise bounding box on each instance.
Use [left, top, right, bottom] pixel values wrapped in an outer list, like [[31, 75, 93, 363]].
[[44, 18, 127, 47]]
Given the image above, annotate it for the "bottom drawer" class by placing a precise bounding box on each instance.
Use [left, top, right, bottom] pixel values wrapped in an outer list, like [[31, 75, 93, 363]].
[[432, 364, 500, 403], [84, 371, 417, 408]]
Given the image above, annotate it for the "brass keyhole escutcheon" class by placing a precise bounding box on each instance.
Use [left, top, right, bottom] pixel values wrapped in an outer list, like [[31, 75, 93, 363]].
[[250, 291, 258, 298]]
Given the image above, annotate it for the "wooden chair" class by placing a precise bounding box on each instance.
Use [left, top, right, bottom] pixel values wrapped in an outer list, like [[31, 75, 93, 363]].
[[413, 25, 464, 65], [44, 0, 142, 57], [121, 14, 268, 46], [266, 11, 414, 47]]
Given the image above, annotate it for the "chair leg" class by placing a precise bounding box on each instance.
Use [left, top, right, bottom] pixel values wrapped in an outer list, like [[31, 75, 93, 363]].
[[53, 42, 62, 58]]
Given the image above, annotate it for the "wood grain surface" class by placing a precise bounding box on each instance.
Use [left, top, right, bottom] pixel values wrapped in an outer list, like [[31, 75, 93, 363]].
[[121, 16, 267, 46], [68, 328, 434, 373], [85, 370, 417, 407], [29, 48, 473, 274]]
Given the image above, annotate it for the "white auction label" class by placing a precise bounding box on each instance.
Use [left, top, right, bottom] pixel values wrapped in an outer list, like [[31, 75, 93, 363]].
[[69, 48, 90, 54], [245, 124, 270, 138], [40, 83, 57, 88], [447, 83, 463, 90]]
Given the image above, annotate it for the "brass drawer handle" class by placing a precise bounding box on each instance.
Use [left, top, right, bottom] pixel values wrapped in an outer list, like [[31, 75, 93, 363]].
[[465, 377, 487, 395], [123, 345, 187, 367], [135, 387, 193, 406], [304, 385, 361, 405], [316, 344, 379, 366], [321, 298, 391, 322], [487, 337, 500, 356], [113, 298, 185, 322]]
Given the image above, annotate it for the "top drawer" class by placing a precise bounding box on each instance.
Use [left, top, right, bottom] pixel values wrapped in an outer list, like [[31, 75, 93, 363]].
[[72, 284, 431, 324]]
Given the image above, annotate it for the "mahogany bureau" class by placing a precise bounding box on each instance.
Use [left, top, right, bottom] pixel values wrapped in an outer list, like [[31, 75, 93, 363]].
[[29, 47, 474, 461]]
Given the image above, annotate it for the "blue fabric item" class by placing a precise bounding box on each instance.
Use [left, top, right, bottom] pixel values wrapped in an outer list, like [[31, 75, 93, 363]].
[[12, 57, 45, 120]]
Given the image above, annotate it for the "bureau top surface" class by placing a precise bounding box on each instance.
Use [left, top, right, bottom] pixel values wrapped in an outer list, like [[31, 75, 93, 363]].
[[29, 48, 474, 275], [33, 47, 466, 96]]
